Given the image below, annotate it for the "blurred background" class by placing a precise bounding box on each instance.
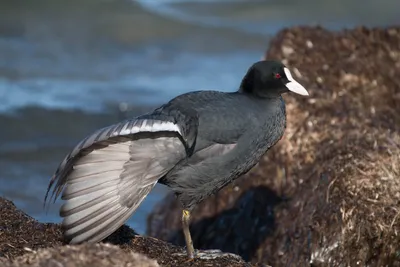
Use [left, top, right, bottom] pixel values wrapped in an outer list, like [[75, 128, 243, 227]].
[[0, 0, 399, 234]]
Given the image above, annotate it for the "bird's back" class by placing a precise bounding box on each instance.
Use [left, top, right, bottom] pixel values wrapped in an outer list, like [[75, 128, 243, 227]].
[[157, 90, 284, 151]]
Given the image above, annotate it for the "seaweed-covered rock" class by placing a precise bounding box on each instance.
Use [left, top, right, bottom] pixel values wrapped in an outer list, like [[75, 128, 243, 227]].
[[1, 243, 160, 267], [147, 26, 400, 267], [0, 197, 63, 259], [0, 198, 250, 267]]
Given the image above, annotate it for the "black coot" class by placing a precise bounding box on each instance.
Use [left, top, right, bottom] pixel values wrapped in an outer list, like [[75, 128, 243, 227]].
[[45, 60, 309, 259]]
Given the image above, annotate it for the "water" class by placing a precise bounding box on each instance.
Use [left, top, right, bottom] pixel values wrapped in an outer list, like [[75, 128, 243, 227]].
[[0, 0, 398, 234]]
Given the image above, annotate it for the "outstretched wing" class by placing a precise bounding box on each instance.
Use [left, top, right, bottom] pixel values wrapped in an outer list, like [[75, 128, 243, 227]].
[[45, 112, 197, 244]]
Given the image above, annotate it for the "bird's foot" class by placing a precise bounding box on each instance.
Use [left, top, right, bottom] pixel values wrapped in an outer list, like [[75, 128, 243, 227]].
[[195, 249, 242, 260], [173, 249, 242, 260]]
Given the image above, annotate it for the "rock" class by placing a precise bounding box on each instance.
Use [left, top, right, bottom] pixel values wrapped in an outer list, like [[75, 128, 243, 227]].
[[151, 186, 283, 262], [0, 197, 63, 259], [147, 26, 400, 266], [1, 243, 159, 267], [0, 198, 251, 267]]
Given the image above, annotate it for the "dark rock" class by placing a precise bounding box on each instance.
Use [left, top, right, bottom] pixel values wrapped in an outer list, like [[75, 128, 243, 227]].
[[0, 197, 251, 267], [147, 26, 400, 267], [153, 186, 282, 262]]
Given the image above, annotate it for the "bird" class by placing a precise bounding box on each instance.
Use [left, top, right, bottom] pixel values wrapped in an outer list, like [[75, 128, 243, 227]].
[[44, 60, 309, 259]]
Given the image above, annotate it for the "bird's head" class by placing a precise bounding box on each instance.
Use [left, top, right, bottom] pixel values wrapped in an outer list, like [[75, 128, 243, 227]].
[[239, 60, 309, 98]]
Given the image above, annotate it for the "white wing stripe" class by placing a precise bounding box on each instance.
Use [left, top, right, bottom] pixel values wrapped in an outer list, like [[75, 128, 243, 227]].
[[113, 120, 181, 137]]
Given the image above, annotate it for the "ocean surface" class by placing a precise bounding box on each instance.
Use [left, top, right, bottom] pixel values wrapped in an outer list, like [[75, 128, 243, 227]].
[[0, 0, 399, 234]]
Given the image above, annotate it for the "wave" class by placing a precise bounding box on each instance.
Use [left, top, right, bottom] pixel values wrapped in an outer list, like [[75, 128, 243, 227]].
[[0, 48, 261, 114]]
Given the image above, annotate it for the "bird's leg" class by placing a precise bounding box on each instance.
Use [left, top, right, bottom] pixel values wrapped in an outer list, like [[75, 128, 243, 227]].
[[173, 209, 242, 261], [182, 209, 195, 259]]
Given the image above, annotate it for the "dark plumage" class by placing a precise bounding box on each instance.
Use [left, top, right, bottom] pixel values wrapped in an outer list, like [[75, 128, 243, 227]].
[[45, 60, 308, 259]]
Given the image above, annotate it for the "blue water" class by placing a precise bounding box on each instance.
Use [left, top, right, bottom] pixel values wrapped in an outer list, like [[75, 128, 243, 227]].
[[0, 0, 398, 234]]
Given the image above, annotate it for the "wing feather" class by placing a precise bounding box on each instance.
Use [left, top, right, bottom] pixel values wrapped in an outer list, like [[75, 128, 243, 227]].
[[45, 117, 190, 244]]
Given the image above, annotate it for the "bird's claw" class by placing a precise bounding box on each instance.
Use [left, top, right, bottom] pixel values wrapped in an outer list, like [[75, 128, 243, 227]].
[[173, 249, 242, 260], [195, 249, 242, 260]]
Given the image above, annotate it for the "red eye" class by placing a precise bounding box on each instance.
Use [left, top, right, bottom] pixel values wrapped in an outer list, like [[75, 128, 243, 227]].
[[275, 73, 281, 79]]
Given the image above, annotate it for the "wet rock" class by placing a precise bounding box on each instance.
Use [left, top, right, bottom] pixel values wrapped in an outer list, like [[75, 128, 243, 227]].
[[147, 26, 400, 267], [0, 198, 251, 267]]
